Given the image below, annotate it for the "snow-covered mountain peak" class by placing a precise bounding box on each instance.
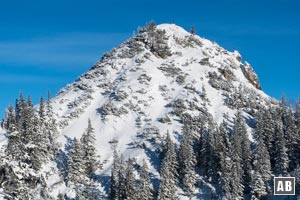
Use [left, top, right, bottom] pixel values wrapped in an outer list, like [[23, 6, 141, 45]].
[[50, 23, 274, 168]]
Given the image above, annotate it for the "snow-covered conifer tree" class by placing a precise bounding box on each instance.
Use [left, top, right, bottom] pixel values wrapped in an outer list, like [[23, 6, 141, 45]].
[[139, 161, 153, 200], [251, 127, 271, 199], [125, 159, 137, 200], [179, 129, 197, 198], [158, 133, 178, 200], [109, 149, 120, 200], [218, 121, 233, 199], [273, 123, 289, 175], [80, 119, 98, 178], [67, 138, 85, 185], [232, 111, 252, 194]]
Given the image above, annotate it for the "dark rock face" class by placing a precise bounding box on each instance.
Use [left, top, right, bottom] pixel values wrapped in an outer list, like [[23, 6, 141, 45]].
[[241, 62, 262, 90]]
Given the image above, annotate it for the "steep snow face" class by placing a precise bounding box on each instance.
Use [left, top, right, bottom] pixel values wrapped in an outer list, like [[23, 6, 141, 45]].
[[0, 127, 6, 147], [51, 24, 275, 174]]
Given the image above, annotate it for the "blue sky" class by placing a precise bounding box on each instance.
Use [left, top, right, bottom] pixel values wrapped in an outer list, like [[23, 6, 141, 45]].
[[0, 0, 299, 118]]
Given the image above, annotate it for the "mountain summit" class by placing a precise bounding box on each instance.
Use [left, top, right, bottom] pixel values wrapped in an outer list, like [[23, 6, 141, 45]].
[[53, 23, 270, 154]]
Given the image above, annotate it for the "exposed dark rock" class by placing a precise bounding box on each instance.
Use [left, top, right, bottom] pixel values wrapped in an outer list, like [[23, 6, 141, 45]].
[[241, 62, 262, 90]]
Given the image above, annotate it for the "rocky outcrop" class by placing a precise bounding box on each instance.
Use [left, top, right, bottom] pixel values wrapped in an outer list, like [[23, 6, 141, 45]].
[[241, 62, 262, 90]]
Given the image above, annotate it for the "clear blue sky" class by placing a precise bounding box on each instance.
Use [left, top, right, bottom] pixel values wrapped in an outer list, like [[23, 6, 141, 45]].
[[0, 0, 299, 118]]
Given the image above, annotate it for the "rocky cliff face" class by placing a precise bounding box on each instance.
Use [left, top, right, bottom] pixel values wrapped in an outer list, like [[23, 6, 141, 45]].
[[241, 62, 262, 90]]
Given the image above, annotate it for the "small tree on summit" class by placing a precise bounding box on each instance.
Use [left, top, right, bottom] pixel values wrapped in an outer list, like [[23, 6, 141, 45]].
[[190, 26, 196, 35]]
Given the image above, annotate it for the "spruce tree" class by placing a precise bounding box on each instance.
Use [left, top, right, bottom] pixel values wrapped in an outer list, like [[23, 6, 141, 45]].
[[281, 106, 299, 171], [110, 149, 120, 200], [273, 123, 289, 175], [231, 152, 244, 200], [39, 96, 46, 124], [2, 105, 16, 130], [232, 111, 252, 195], [295, 101, 300, 129], [125, 159, 137, 200], [218, 122, 233, 199], [67, 138, 85, 185], [81, 119, 98, 178], [33, 96, 52, 164], [118, 155, 127, 200], [296, 101, 300, 167], [158, 158, 176, 200], [44, 92, 59, 156], [254, 108, 275, 165], [251, 132, 271, 199], [158, 133, 178, 200], [139, 161, 153, 200], [15, 93, 25, 125], [179, 129, 197, 198], [231, 112, 247, 199], [199, 120, 219, 182]]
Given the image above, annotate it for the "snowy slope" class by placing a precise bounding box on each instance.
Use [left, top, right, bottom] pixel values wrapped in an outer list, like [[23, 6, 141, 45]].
[[50, 24, 275, 172]]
